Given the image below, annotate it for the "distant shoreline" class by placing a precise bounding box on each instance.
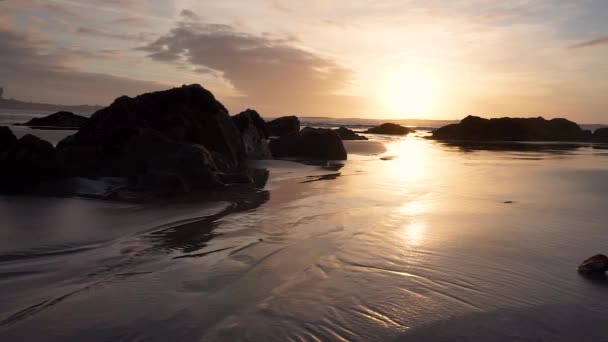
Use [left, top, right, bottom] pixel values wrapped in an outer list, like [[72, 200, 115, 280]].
[[0, 99, 102, 115]]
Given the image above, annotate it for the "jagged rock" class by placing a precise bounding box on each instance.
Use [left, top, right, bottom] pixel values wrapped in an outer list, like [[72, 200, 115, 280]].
[[57, 84, 246, 179], [432, 115, 591, 141], [0, 126, 17, 155], [366, 123, 414, 135], [577, 254, 608, 274], [270, 127, 347, 160], [592, 128, 608, 143], [335, 126, 368, 140], [267, 116, 300, 137], [232, 109, 271, 159], [0, 134, 62, 193], [22, 111, 89, 128]]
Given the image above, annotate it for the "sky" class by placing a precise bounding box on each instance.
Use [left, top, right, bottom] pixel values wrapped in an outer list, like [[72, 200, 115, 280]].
[[0, 0, 607, 122]]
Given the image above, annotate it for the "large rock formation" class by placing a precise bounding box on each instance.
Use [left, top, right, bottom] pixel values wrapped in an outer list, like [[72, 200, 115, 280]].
[[335, 127, 368, 140], [270, 127, 347, 160], [57, 84, 246, 179], [592, 128, 608, 143], [22, 111, 89, 128], [432, 115, 591, 141], [232, 109, 271, 159], [366, 123, 414, 135], [0, 85, 278, 196], [0, 134, 62, 193], [267, 116, 300, 137]]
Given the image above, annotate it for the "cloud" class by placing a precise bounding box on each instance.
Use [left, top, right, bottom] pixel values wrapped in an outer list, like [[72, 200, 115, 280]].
[[76, 26, 151, 41], [0, 27, 169, 106], [139, 15, 361, 114], [569, 36, 608, 49]]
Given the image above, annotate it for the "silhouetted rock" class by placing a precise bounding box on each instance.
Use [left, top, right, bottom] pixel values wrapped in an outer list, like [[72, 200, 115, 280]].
[[335, 126, 368, 140], [22, 111, 89, 128], [267, 116, 300, 137], [592, 128, 608, 143], [0, 134, 62, 193], [578, 254, 608, 274], [57, 84, 246, 180], [117, 128, 225, 195], [270, 127, 347, 160], [0, 126, 17, 155], [232, 109, 271, 159], [366, 123, 414, 135], [432, 115, 590, 141]]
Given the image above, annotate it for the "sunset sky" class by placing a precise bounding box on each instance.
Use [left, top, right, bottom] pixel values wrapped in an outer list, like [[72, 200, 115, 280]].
[[1, 0, 607, 121]]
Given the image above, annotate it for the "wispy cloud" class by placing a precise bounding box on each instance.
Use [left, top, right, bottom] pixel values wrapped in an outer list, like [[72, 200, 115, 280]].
[[569, 36, 608, 49]]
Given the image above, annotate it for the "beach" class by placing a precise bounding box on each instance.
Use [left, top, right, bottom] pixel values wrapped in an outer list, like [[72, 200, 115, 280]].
[[1, 114, 608, 340]]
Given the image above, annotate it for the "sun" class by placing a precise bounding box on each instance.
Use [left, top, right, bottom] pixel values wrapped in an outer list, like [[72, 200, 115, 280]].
[[378, 67, 440, 117]]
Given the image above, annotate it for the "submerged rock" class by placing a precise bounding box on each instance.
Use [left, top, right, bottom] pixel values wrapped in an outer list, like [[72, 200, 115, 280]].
[[22, 111, 89, 128], [232, 109, 271, 159], [366, 123, 414, 135], [432, 115, 591, 142], [335, 126, 368, 140], [577, 254, 608, 274], [270, 127, 347, 160], [267, 116, 300, 137]]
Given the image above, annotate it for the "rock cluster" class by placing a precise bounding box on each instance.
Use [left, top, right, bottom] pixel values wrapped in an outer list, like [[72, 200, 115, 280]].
[[0, 85, 350, 196], [432, 115, 591, 141]]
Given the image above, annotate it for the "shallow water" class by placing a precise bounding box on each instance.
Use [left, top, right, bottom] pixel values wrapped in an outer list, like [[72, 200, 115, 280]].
[[1, 134, 608, 341]]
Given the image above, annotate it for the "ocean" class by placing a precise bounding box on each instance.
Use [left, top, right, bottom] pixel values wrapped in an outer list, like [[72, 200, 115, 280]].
[[1, 109, 608, 340]]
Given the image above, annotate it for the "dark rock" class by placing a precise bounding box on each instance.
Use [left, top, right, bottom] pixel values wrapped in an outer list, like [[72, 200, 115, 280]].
[[122, 128, 223, 194], [577, 254, 608, 274], [0, 134, 62, 193], [592, 128, 608, 143], [270, 127, 347, 160], [232, 109, 271, 159], [335, 126, 368, 140], [366, 123, 414, 135], [0, 126, 17, 155], [267, 116, 300, 137], [22, 111, 89, 128], [57, 84, 246, 179], [432, 115, 590, 141]]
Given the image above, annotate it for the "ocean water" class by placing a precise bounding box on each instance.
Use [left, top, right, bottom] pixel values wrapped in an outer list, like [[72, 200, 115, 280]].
[[1, 114, 608, 340]]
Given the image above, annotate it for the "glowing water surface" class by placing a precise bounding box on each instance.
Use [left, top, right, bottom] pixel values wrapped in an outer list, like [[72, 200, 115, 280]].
[[1, 134, 608, 341]]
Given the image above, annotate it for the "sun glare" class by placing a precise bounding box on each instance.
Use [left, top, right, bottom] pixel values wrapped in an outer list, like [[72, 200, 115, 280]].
[[379, 67, 440, 118]]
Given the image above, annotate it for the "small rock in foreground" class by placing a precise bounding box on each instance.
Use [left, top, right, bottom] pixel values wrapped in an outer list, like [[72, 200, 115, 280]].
[[577, 254, 608, 274]]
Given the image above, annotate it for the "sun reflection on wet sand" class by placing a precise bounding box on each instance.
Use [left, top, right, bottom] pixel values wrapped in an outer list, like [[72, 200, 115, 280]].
[[401, 221, 427, 247]]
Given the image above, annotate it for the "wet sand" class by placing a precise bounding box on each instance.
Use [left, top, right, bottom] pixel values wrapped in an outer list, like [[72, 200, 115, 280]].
[[1, 135, 608, 341]]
